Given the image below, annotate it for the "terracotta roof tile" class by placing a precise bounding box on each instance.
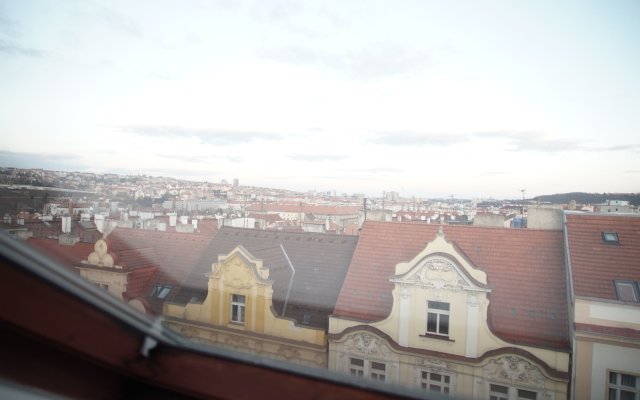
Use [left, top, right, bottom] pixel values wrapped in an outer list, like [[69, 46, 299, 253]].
[[334, 221, 568, 350], [566, 213, 640, 300], [27, 238, 94, 271], [106, 228, 211, 313]]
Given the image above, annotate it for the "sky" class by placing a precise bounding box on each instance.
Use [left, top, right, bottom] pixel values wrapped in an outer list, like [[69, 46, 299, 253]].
[[1, 0, 639, 199]]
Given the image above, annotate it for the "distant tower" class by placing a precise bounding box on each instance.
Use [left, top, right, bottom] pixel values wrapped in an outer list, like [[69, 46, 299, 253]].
[[233, 178, 239, 188]]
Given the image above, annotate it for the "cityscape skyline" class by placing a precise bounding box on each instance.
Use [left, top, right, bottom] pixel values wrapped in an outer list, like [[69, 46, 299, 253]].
[[1, 1, 639, 199]]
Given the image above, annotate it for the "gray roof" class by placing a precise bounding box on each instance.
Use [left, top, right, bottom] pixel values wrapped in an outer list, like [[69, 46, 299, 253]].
[[173, 227, 358, 329]]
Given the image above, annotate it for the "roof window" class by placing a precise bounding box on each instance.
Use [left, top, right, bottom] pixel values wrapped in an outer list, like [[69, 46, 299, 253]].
[[602, 231, 619, 244], [613, 280, 639, 303], [151, 284, 172, 300]]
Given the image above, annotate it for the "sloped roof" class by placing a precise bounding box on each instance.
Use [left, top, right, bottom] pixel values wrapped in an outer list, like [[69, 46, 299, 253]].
[[173, 227, 358, 329], [106, 228, 211, 313], [27, 238, 94, 271], [333, 221, 568, 350], [565, 213, 640, 300]]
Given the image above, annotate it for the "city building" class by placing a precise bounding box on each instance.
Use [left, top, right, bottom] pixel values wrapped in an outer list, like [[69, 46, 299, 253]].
[[329, 221, 570, 399], [564, 212, 640, 400], [76, 228, 211, 314], [164, 227, 358, 367]]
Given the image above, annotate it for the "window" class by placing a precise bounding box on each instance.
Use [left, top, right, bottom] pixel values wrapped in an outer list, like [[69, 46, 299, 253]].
[[609, 371, 640, 400], [490, 384, 509, 400], [421, 371, 450, 395], [348, 358, 386, 382], [517, 389, 538, 400], [489, 384, 538, 400], [602, 231, 620, 244], [93, 282, 108, 291], [349, 358, 364, 377], [150, 284, 172, 299], [427, 301, 450, 336], [614, 281, 640, 303], [231, 294, 245, 323], [370, 361, 386, 381]]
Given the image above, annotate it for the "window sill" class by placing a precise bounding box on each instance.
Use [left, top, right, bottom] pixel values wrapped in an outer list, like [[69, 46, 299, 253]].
[[228, 321, 246, 328], [419, 333, 454, 342]]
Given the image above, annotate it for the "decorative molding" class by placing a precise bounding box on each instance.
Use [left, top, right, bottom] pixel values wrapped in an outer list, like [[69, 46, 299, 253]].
[[343, 333, 390, 358], [418, 357, 457, 372], [483, 355, 545, 388], [392, 256, 478, 294]]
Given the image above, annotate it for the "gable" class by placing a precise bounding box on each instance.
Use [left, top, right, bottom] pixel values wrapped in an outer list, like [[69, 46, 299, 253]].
[[334, 221, 569, 350], [211, 246, 272, 290], [391, 228, 489, 294]]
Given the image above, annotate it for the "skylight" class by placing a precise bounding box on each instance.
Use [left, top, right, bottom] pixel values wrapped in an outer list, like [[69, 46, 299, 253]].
[[151, 284, 172, 300], [613, 281, 639, 303], [602, 232, 620, 244]]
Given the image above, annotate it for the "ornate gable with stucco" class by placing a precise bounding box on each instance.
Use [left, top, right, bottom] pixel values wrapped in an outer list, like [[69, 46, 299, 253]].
[[164, 245, 327, 368], [329, 226, 569, 399]]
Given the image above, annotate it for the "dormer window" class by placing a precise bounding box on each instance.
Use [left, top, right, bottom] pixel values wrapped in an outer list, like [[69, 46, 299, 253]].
[[614, 280, 640, 303], [427, 301, 450, 336], [602, 231, 620, 244]]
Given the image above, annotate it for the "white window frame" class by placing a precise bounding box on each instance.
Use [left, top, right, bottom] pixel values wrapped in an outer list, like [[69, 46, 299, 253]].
[[608, 370, 640, 400], [421, 370, 451, 395], [231, 294, 246, 323], [488, 383, 538, 400], [427, 300, 450, 336], [348, 357, 387, 382]]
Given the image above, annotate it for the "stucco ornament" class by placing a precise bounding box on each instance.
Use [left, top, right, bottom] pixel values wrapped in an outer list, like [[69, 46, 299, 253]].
[[419, 357, 456, 372], [344, 333, 390, 358], [483, 355, 545, 388], [218, 260, 253, 289], [404, 257, 468, 292]]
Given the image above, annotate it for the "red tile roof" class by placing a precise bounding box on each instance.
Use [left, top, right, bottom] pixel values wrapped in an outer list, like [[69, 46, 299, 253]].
[[334, 221, 568, 350], [27, 238, 94, 271], [105, 228, 211, 313], [565, 213, 640, 300]]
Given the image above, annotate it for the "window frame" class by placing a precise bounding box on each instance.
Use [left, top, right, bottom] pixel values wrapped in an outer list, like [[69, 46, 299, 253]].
[[150, 283, 172, 299], [488, 383, 538, 400], [230, 293, 246, 324], [348, 357, 387, 382], [608, 370, 640, 400], [602, 231, 620, 244], [427, 300, 450, 336], [421, 370, 451, 395], [613, 280, 640, 303]]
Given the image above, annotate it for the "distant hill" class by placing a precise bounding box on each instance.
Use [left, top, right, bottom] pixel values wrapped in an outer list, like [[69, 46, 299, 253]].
[[532, 192, 640, 206]]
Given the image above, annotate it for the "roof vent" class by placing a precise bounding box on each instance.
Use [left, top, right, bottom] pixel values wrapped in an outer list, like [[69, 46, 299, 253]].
[[602, 232, 619, 244]]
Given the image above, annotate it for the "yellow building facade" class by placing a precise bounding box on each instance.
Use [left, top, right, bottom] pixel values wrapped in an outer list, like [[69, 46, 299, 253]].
[[165, 245, 327, 368]]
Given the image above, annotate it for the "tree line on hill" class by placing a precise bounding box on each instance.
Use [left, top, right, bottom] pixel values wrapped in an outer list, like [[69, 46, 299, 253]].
[[532, 192, 640, 206]]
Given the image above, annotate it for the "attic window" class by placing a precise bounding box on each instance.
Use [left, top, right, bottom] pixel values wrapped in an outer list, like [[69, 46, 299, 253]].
[[151, 284, 172, 300], [302, 314, 311, 325], [602, 232, 620, 244], [614, 280, 639, 303]]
